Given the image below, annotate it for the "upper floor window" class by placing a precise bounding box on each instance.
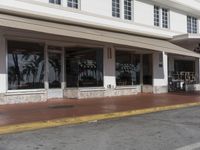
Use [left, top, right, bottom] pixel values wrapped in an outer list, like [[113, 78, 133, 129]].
[[112, 0, 120, 18], [154, 6, 160, 26], [124, 0, 132, 20], [187, 16, 198, 34], [162, 8, 169, 28], [67, 0, 79, 9], [49, 0, 61, 5], [154, 5, 169, 29]]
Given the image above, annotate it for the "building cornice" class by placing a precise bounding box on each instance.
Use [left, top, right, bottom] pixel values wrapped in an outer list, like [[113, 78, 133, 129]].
[[0, 0, 183, 40], [149, 0, 200, 18]]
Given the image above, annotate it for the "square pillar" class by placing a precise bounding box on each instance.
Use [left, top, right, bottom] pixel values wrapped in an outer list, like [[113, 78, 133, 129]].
[[103, 45, 116, 89], [195, 58, 200, 84], [0, 34, 7, 93], [153, 52, 168, 93]]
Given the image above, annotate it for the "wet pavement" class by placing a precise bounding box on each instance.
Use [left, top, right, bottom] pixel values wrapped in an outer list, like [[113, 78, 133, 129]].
[[0, 92, 199, 126]]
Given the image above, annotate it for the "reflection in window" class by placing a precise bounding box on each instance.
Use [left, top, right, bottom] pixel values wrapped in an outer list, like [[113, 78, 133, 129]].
[[116, 51, 140, 86], [112, 0, 120, 18], [8, 41, 44, 90], [154, 6, 160, 27], [124, 0, 132, 20], [48, 52, 61, 88], [67, 0, 79, 9], [187, 16, 197, 34], [65, 47, 103, 87], [49, 0, 61, 4]]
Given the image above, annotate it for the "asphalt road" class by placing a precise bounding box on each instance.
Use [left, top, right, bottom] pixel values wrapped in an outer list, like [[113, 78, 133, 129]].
[[1, 106, 200, 150]]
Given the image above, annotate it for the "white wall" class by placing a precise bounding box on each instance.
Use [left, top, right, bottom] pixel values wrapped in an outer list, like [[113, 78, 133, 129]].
[[134, 0, 154, 26], [170, 10, 187, 33], [0, 34, 7, 93], [81, 0, 112, 17], [103, 46, 116, 89], [0, 0, 191, 40]]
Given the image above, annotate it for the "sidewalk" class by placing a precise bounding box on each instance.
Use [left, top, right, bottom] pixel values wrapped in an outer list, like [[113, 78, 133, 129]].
[[0, 92, 200, 134]]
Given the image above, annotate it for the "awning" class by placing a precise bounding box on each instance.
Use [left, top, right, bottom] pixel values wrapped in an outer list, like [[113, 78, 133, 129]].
[[0, 13, 199, 58], [171, 34, 200, 53]]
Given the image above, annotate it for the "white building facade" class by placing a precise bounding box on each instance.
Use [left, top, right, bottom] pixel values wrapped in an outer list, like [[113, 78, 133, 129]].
[[0, 0, 200, 104]]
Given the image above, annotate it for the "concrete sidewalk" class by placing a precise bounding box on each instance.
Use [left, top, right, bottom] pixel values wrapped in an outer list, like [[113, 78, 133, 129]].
[[0, 92, 200, 134]]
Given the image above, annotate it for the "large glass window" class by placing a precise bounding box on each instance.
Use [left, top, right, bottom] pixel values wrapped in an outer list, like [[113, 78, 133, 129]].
[[174, 60, 195, 72], [48, 46, 62, 89], [124, 0, 132, 20], [187, 16, 197, 34], [112, 0, 120, 18], [49, 0, 61, 5], [67, 0, 79, 9], [65, 47, 103, 87], [116, 51, 140, 86], [143, 54, 152, 85], [8, 41, 45, 90]]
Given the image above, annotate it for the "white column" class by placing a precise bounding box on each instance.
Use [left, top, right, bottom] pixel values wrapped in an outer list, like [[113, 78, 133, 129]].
[[153, 52, 168, 93], [103, 45, 116, 89], [0, 34, 7, 93], [120, 0, 124, 19]]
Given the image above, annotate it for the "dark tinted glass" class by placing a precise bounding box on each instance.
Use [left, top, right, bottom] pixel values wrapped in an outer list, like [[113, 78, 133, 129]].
[[49, 0, 61, 4], [48, 52, 61, 88], [116, 51, 140, 86], [65, 47, 103, 87], [143, 54, 152, 85], [8, 41, 45, 90]]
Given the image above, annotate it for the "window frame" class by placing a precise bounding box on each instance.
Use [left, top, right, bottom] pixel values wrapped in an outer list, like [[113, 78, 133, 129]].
[[67, 0, 80, 9], [112, 0, 121, 18], [124, 0, 133, 21], [187, 16, 198, 34], [49, 0, 81, 9], [154, 5, 170, 29], [49, 0, 61, 5]]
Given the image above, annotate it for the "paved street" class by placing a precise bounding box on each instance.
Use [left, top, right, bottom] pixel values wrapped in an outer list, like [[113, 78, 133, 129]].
[[0, 106, 200, 150]]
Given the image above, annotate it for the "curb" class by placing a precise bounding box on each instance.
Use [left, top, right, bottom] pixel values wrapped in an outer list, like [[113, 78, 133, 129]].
[[0, 102, 200, 135]]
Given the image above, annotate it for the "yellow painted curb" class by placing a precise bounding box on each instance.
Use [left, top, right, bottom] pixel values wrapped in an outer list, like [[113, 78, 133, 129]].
[[0, 102, 200, 135]]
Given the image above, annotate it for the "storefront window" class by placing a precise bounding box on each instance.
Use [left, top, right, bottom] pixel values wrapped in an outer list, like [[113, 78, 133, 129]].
[[116, 51, 140, 86], [48, 52, 62, 88], [8, 41, 45, 90], [174, 60, 195, 72], [65, 47, 103, 87], [143, 54, 153, 85]]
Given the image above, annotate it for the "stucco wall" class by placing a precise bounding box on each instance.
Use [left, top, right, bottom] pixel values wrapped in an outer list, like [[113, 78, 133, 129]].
[[134, 0, 154, 26], [170, 10, 187, 33], [81, 0, 112, 17], [0, 33, 6, 93]]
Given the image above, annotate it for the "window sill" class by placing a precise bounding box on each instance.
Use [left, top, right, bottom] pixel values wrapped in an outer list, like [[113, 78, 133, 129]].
[[6, 89, 46, 96], [65, 87, 106, 92], [115, 85, 140, 90]]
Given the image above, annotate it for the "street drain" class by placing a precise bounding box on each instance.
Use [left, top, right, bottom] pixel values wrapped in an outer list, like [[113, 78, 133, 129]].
[[48, 105, 75, 109]]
